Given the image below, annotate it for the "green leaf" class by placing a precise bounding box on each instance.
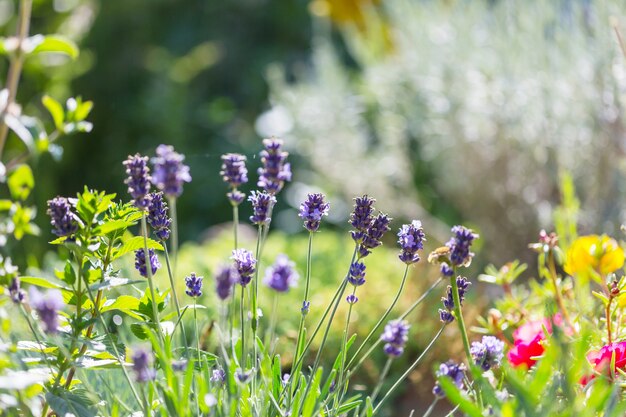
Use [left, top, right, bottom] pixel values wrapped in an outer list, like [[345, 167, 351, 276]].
[[0, 200, 12, 211], [92, 219, 136, 236], [89, 277, 143, 292], [112, 236, 163, 261], [30, 35, 79, 59], [45, 389, 97, 417], [438, 377, 483, 417], [100, 295, 141, 314], [8, 165, 34, 201], [42, 95, 64, 131], [20, 275, 70, 290]]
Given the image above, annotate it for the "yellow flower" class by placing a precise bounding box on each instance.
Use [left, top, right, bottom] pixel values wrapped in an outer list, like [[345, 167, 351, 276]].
[[564, 235, 625, 277]]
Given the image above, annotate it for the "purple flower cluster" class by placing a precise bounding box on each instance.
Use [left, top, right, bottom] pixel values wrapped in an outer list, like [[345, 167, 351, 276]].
[[151, 144, 191, 198], [359, 213, 392, 258], [185, 272, 203, 298], [134, 249, 161, 278], [231, 249, 257, 287], [257, 138, 291, 194], [470, 335, 505, 371], [381, 319, 410, 357], [298, 193, 330, 232], [397, 220, 426, 264], [220, 153, 248, 205], [446, 225, 478, 267], [347, 261, 366, 286], [147, 192, 171, 241], [346, 294, 358, 304], [210, 368, 226, 384], [263, 254, 299, 293], [439, 276, 471, 323], [29, 287, 64, 334], [248, 191, 276, 225], [433, 361, 466, 398], [214, 265, 236, 300], [8, 277, 25, 303], [131, 346, 156, 383], [349, 195, 376, 241], [440, 264, 454, 277], [47, 197, 78, 237], [123, 154, 152, 210], [301, 301, 311, 315]]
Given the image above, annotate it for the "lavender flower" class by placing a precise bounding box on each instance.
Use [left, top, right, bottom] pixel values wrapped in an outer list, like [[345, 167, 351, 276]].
[[471, 336, 505, 371], [446, 225, 478, 267], [220, 153, 248, 187], [301, 301, 311, 315], [359, 213, 392, 258], [172, 360, 188, 372], [263, 254, 299, 293], [47, 197, 78, 237], [235, 368, 252, 384], [29, 287, 64, 334], [147, 192, 171, 241], [210, 369, 226, 384], [440, 264, 454, 277], [439, 276, 471, 323], [257, 138, 291, 194], [214, 265, 236, 300], [231, 249, 257, 287], [185, 272, 203, 298], [298, 193, 330, 232], [123, 154, 152, 210], [134, 249, 161, 278], [433, 361, 466, 398], [151, 144, 191, 198], [348, 261, 366, 286], [349, 195, 376, 241], [131, 346, 156, 383], [227, 190, 246, 205], [346, 294, 358, 304], [248, 191, 276, 225], [381, 319, 410, 357], [398, 220, 426, 264], [8, 277, 25, 303]]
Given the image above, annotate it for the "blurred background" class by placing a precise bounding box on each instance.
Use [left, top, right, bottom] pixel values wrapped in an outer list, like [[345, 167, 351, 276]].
[[3, 0, 626, 414]]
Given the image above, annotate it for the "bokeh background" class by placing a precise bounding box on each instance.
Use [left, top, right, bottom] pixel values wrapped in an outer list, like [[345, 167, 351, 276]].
[[3, 0, 626, 414]]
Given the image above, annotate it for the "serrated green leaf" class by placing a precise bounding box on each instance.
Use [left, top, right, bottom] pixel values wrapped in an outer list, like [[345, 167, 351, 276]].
[[45, 389, 97, 417], [112, 236, 163, 261], [20, 275, 71, 290]]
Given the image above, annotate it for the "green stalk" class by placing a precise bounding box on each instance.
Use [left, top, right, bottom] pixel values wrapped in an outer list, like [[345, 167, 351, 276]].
[[240, 285, 246, 368], [141, 215, 164, 345], [450, 274, 472, 365], [292, 232, 313, 379], [422, 397, 440, 417], [229, 202, 240, 360], [346, 265, 409, 370], [347, 276, 443, 373], [168, 197, 179, 275], [365, 357, 392, 412], [251, 225, 263, 396], [372, 326, 446, 415], [193, 299, 201, 416], [81, 266, 143, 407], [331, 285, 357, 414], [162, 244, 189, 350]]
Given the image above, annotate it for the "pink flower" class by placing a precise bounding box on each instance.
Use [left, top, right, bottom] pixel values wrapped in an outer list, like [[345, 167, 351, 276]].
[[507, 315, 564, 369], [581, 341, 626, 385]]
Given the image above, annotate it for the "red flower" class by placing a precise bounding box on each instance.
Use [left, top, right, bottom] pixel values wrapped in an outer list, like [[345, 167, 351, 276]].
[[507, 315, 566, 369], [581, 341, 626, 385]]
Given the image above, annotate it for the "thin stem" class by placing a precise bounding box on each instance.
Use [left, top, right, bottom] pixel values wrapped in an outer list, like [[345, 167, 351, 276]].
[[347, 276, 443, 373], [606, 296, 614, 344], [422, 397, 440, 417], [193, 299, 201, 416], [240, 285, 246, 368], [369, 357, 392, 406], [81, 267, 143, 407], [547, 249, 574, 331], [169, 197, 179, 275], [268, 293, 279, 353], [251, 224, 263, 397], [346, 265, 409, 370], [292, 232, 313, 379], [372, 326, 446, 415], [233, 202, 239, 249], [450, 275, 471, 364], [0, 0, 32, 158], [162, 243, 189, 351], [332, 285, 357, 413], [229, 203, 240, 359], [141, 215, 164, 345]]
